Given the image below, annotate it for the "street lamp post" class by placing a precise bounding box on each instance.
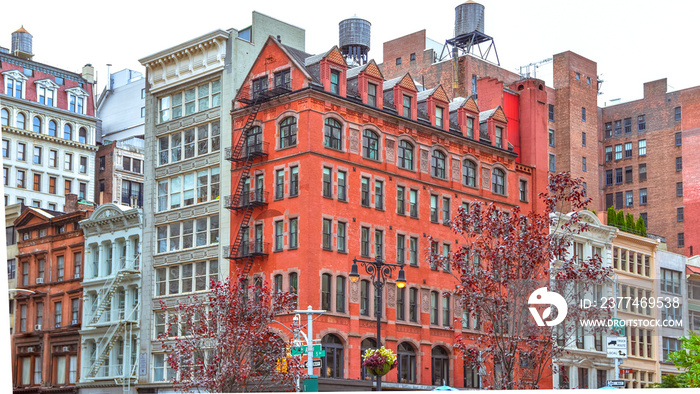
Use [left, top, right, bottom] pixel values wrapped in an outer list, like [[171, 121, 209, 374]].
[[349, 257, 406, 391]]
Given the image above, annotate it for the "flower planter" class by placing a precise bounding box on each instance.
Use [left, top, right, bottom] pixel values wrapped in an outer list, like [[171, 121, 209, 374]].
[[368, 362, 392, 376]]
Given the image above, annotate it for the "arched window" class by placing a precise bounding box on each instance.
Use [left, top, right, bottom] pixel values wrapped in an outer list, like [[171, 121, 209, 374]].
[[64, 124, 73, 140], [246, 126, 262, 155], [463, 160, 477, 187], [324, 118, 342, 150], [79, 127, 87, 144], [492, 168, 505, 195], [362, 130, 379, 160], [48, 120, 57, 137], [431, 150, 446, 179], [398, 342, 417, 384], [360, 338, 377, 380], [279, 117, 297, 148], [1, 108, 9, 126], [16, 113, 25, 129], [398, 140, 414, 170], [432, 346, 450, 386], [33, 116, 41, 133], [321, 334, 344, 378]]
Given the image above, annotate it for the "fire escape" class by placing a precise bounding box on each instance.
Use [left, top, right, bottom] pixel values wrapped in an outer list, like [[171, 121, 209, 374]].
[[224, 84, 290, 276], [82, 254, 140, 390]]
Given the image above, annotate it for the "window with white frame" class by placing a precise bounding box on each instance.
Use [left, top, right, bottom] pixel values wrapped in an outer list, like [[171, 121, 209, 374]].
[[155, 259, 218, 296], [158, 79, 221, 123], [157, 167, 219, 211], [66, 87, 89, 114], [156, 216, 219, 253], [35, 79, 58, 106], [3, 70, 27, 98], [158, 121, 220, 165]]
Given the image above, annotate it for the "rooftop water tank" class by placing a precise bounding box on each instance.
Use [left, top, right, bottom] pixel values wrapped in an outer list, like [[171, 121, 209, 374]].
[[11, 26, 33, 60], [455, 1, 485, 37], [339, 17, 371, 66]]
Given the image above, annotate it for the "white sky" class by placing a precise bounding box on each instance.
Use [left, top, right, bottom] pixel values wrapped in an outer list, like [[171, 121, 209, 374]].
[[2, 0, 699, 106]]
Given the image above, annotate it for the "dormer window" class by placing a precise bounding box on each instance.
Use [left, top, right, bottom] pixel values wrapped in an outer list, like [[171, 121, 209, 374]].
[[3, 70, 28, 99], [368, 83, 377, 107], [35, 79, 59, 107], [330, 70, 340, 94], [467, 118, 474, 138], [496, 126, 503, 148], [66, 87, 89, 115], [436, 106, 444, 128], [274, 69, 291, 90], [252, 76, 268, 99], [403, 95, 412, 118]]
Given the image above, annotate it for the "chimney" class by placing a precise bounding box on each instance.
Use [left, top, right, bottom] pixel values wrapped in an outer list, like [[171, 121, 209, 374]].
[[11, 26, 33, 60], [82, 64, 95, 84], [65, 194, 79, 213]]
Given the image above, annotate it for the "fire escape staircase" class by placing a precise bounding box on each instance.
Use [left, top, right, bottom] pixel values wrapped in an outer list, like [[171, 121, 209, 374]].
[[85, 302, 140, 381], [224, 92, 274, 276], [87, 255, 140, 326]]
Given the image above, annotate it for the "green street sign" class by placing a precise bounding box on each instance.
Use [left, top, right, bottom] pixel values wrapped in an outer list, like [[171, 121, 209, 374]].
[[291, 345, 322, 355], [612, 318, 626, 336], [313, 349, 326, 358]]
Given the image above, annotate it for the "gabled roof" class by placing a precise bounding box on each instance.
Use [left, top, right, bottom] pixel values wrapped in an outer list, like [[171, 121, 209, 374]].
[[14, 207, 57, 227], [479, 106, 507, 123], [304, 45, 346, 68], [449, 96, 479, 113], [417, 85, 449, 103], [346, 59, 383, 80], [383, 73, 417, 92]]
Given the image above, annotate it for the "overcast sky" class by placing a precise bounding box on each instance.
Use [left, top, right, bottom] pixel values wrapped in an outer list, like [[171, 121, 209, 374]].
[[2, 0, 698, 106]]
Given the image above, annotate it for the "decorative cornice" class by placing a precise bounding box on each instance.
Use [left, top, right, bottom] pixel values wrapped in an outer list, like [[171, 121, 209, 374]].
[[34, 78, 60, 90], [1, 125, 98, 151], [2, 69, 28, 81], [66, 86, 89, 97]]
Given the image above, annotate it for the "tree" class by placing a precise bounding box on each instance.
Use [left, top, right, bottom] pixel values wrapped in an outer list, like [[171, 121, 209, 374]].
[[616, 210, 625, 228], [442, 172, 612, 389], [635, 216, 646, 236], [158, 277, 305, 392], [607, 207, 616, 226], [667, 332, 700, 387], [625, 213, 635, 230]]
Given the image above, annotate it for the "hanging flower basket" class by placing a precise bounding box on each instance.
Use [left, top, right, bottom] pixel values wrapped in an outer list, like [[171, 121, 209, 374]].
[[362, 346, 397, 377]]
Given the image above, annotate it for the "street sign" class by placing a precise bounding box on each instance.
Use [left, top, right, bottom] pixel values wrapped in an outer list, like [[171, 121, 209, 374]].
[[619, 368, 633, 375], [291, 344, 322, 355], [303, 359, 322, 368], [313, 349, 326, 358], [607, 380, 626, 387], [606, 336, 627, 350], [606, 348, 628, 358], [612, 318, 626, 335]]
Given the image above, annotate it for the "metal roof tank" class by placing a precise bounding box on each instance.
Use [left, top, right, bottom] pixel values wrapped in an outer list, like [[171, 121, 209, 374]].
[[11, 26, 33, 58], [339, 17, 371, 52], [455, 1, 485, 36]]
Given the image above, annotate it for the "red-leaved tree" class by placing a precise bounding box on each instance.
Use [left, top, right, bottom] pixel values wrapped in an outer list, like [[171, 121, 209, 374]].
[[158, 277, 305, 392], [431, 173, 612, 389]]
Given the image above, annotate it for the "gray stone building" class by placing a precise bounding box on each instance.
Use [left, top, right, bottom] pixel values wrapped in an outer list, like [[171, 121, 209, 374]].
[[656, 249, 688, 378], [136, 12, 305, 391]]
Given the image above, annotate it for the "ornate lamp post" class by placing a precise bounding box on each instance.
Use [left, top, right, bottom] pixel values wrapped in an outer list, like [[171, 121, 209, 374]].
[[349, 257, 406, 391]]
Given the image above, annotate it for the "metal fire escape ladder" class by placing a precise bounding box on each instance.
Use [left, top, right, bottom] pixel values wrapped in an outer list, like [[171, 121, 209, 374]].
[[87, 255, 140, 325], [86, 302, 140, 381], [227, 96, 264, 276]]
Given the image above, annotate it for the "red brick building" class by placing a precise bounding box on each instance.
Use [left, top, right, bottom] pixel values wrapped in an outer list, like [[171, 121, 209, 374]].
[[226, 36, 550, 389], [12, 196, 91, 393], [600, 78, 700, 255]]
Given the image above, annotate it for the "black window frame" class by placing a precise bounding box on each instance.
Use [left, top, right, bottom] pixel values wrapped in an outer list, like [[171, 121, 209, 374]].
[[398, 140, 414, 170], [323, 118, 342, 150], [362, 129, 380, 160], [431, 150, 446, 179], [279, 117, 297, 148]]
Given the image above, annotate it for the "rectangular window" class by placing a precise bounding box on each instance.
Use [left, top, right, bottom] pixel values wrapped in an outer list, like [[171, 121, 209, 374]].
[[276, 220, 284, 251], [625, 191, 633, 207], [274, 69, 291, 89], [322, 167, 332, 198], [409, 288, 418, 322], [605, 122, 612, 138], [676, 157, 682, 171], [615, 144, 622, 160], [638, 115, 646, 131], [548, 129, 555, 147], [360, 280, 370, 316], [336, 276, 345, 313], [375, 230, 383, 259], [409, 189, 418, 218], [615, 192, 623, 209], [677, 207, 684, 222], [330, 70, 340, 94], [337, 171, 347, 201], [430, 292, 438, 325], [33, 147, 42, 164], [605, 170, 613, 186], [2, 140, 8, 158], [360, 227, 369, 257], [367, 83, 377, 107], [289, 218, 298, 249], [290, 166, 299, 197], [375, 181, 384, 210], [582, 132, 586, 147], [54, 302, 62, 327], [675, 132, 682, 146], [625, 166, 633, 183], [548, 104, 554, 121], [17, 143, 25, 161], [624, 142, 633, 158], [549, 154, 555, 172], [615, 168, 622, 184], [605, 146, 612, 162], [639, 188, 647, 205], [675, 106, 681, 121], [13, 169, 24, 188], [639, 164, 647, 182], [396, 186, 405, 215], [33, 173, 41, 192], [677, 182, 683, 197], [396, 234, 405, 264], [409, 237, 418, 266], [396, 287, 405, 321], [582, 157, 587, 172], [322, 219, 331, 250], [442, 197, 450, 224], [679, 233, 685, 248], [403, 95, 411, 118], [519, 180, 528, 202], [623, 117, 632, 133], [467, 117, 474, 138], [275, 169, 284, 199], [361, 177, 370, 207], [495, 126, 503, 148], [436, 106, 443, 128], [614, 120, 622, 136], [64, 153, 72, 170], [337, 222, 346, 252], [638, 140, 646, 156], [430, 195, 438, 222], [581, 107, 586, 122]]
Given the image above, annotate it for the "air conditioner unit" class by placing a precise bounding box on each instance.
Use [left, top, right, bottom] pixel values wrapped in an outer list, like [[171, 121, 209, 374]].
[[34, 324, 41, 331], [74, 274, 81, 279], [36, 278, 44, 284], [62, 346, 69, 352], [71, 319, 78, 325], [55, 323, 61, 328], [27, 347, 33, 352]]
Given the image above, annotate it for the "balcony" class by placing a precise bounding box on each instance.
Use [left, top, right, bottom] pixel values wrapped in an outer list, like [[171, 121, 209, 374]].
[[224, 191, 269, 210], [224, 241, 270, 260], [225, 142, 269, 162]]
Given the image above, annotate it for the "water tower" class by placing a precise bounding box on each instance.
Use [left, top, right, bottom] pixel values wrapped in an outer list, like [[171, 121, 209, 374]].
[[440, 1, 499, 65], [11, 26, 33, 60], [339, 17, 371, 67]]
